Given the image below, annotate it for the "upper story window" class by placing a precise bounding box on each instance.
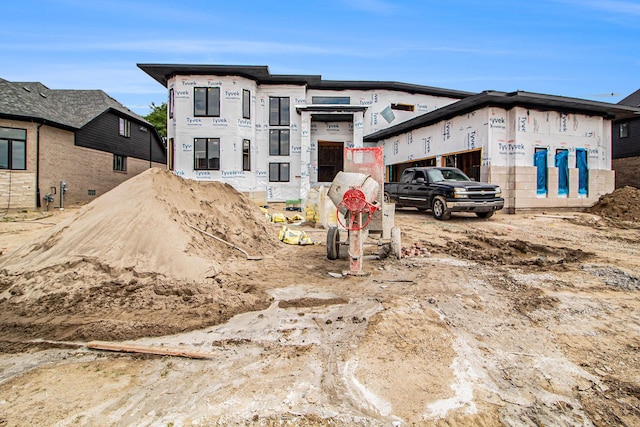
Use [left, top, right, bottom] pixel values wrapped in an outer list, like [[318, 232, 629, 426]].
[[269, 97, 290, 126], [311, 96, 350, 105], [194, 137, 220, 170], [620, 122, 629, 138], [119, 118, 130, 137], [0, 127, 26, 170], [169, 88, 174, 119], [391, 103, 415, 111], [269, 130, 290, 156], [194, 87, 220, 117], [243, 89, 251, 119]]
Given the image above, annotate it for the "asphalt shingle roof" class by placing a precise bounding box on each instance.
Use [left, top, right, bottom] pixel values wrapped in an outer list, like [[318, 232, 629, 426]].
[[0, 78, 148, 129], [618, 89, 640, 108]]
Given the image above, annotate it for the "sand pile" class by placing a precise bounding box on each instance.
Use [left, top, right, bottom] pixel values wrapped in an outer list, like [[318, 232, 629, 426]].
[[0, 168, 281, 344], [587, 186, 640, 222]]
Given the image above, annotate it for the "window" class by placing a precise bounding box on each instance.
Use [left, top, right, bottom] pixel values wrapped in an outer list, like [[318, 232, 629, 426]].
[[88, 189, 96, 196], [113, 154, 127, 172], [194, 87, 220, 117], [0, 127, 27, 170], [269, 162, 290, 182], [391, 103, 415, 111], [168, 138, 174, 171], [269, 130, 290, 156], [243, 89, 251, 119], [620, 122, 629, 138], [312, 96, 350, 105], [118, 118, 130, 137], [269, 97, 290, 126], [169, 88, 174, 119], [243, 139, 251, 171], [194, 138, 220, 170]]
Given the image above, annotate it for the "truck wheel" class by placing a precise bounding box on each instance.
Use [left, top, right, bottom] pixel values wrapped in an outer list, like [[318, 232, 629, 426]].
[[326, 226, 340, 260], [432, 196, 451, 220], [390, 226, 402, 259], [476, 211, 494, 219], [384, 192, 391, 204]]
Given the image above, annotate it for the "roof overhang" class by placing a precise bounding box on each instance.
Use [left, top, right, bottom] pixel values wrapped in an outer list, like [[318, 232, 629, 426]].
[[296, 104, 368, 122], [137, 64, 474, 100]]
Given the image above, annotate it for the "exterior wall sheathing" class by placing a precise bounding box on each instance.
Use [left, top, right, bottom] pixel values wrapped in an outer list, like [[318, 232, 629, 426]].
[[381, 106, 615, 213]]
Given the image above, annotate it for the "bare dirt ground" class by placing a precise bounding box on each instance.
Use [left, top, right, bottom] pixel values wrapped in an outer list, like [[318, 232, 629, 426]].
[[0, 169, 638, 426]]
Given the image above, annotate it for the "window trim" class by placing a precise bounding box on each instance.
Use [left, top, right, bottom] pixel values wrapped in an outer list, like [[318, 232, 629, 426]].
[[620, 122, 629, 138], [242, 89, 251, 119], [113, 154, 127, 172], [118, 117, 131, 138], [0, 127, 27, 170], [269, 162, 290, 182], [269, 129, 290, 156], [193, 137, 220, 170], [194, 87, 221, 117], [269, 96, 290, 126], [242, 139, 251, 171]]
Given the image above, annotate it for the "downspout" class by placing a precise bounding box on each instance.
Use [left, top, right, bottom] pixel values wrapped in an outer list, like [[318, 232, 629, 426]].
[[36, 122, 43, 208], [149, 127, 152, 168]]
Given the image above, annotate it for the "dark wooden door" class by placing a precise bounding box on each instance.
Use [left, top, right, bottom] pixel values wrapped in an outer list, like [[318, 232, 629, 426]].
[[318, 141, 343, 182]]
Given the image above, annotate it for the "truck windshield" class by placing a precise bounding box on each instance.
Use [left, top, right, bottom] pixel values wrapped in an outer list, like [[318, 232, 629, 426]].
[[428, 169, 470, 182]]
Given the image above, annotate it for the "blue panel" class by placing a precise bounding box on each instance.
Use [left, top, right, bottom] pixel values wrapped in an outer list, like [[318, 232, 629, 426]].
[[576, 148, 588, 196], [534, 150, 548, 195], [555, 150, 569, 196]]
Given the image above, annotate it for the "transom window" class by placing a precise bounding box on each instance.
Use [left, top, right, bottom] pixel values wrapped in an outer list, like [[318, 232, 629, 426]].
[[194, 137, 220, 170], [269, 162, 290, 182], [194, 87, 220, 117], [269, 130, 290, 156], [0, 127, 27, 170], [311, 96, 350, 105], [269, 97, 290, 126]]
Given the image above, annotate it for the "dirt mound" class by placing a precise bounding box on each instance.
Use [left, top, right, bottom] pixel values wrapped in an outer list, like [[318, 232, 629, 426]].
[[0, 168, 280, 344], [587, 186, 640, 222]]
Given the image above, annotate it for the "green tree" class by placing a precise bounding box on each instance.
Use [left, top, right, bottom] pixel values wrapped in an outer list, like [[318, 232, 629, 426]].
[[144, 102, 167, 138]]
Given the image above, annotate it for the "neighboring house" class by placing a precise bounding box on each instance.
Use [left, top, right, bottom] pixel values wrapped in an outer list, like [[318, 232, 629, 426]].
[[138, 64, 640, 212], [612, 89, 640, 188], [0, 78, 166, 211]]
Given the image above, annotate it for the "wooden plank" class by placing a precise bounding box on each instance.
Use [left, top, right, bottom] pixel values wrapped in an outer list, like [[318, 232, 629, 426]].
[[86, 340, 215, 360]]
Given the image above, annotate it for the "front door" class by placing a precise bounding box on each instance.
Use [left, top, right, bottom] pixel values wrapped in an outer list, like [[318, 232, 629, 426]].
[[318, 140, 343, 182]]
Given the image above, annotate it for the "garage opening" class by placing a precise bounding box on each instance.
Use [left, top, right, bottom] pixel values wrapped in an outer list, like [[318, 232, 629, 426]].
[[317, 140, 343, 183], [387, 157, 436, 182], [442, 150, 481, 181]]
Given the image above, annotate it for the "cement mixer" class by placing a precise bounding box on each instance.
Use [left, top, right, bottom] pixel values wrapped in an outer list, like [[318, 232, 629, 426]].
[[326, 148, 401, 276]]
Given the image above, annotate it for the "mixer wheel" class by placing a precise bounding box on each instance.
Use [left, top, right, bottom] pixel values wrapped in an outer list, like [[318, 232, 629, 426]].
[[327, 226, 341, 260]]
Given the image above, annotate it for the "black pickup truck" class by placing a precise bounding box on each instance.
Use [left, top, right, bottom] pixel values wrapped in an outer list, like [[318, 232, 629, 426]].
[[384, 167, 504, 220]]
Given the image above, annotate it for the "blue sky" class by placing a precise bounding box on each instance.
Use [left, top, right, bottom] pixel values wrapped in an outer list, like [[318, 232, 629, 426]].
[[2, 0, 638, 116]]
